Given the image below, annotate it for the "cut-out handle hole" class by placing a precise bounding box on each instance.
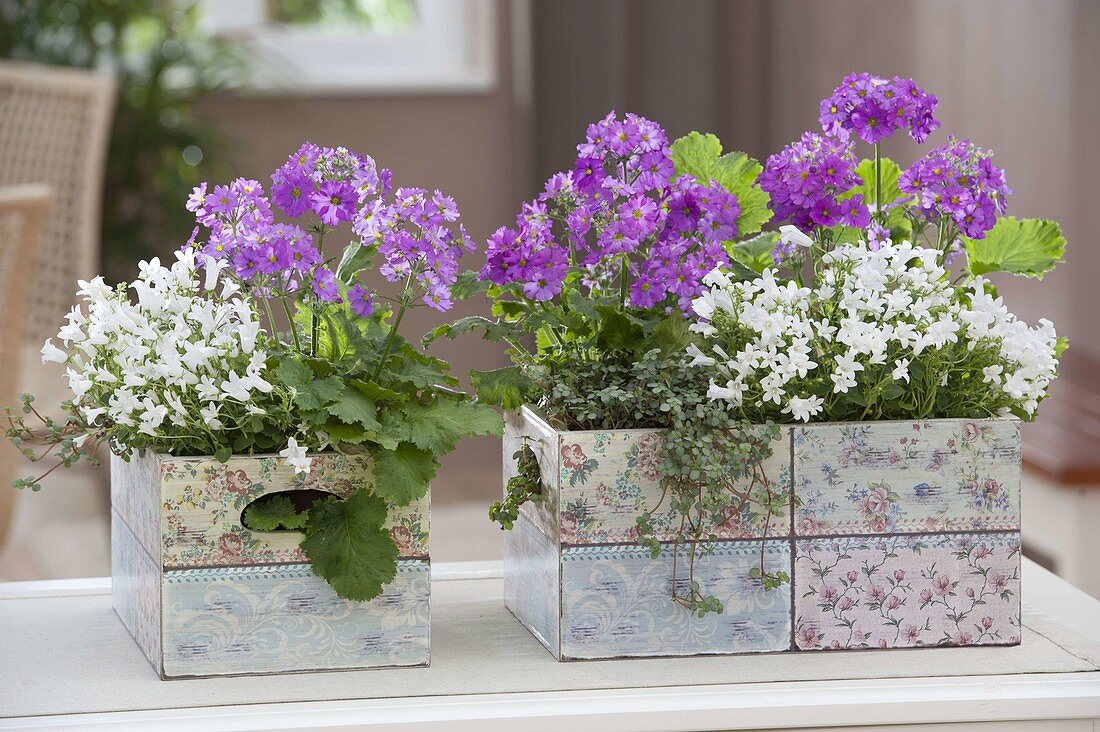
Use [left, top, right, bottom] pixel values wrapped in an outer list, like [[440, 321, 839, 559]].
[[240, 489, 337, 532]]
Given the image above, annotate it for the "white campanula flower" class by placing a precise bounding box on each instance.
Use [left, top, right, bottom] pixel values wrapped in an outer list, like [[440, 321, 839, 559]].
[[279, 437, 312, 474], [45, 251, 302, 472], [691, 240, 1060, 421]]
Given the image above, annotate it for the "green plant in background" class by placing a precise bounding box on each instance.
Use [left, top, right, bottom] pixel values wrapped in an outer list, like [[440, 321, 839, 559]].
[[0, 0, 249, 283]]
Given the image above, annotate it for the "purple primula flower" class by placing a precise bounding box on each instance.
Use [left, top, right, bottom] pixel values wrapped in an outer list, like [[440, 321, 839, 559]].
[[207, 184, 238, 216], [348, 284, 374, 317], [311, 267, 340, 303], [899, 136, 1011, 239], [272, 169, 312, 218], [760, 131, 869, 230], [820, 72, 940, 145], [478, 111, 733, 312], [867, 221, 892, 251], [311, 180, 357, 226]]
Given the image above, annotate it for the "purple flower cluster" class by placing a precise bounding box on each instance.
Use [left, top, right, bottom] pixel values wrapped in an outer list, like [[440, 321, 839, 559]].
[[352, 186, 473, 311], [760, 132, 871, 231], [187, 143, 472, 314], [187, 177, 324, 295], [481, 112, 738, 311], [899, 137, 1011, 239], [820, 72, 940, 144]]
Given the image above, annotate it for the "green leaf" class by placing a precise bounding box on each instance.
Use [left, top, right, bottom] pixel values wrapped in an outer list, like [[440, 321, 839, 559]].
[[335, 242, 374, 285], [594, 305, 645, 353], [963, 216, 1066, 279], [423, 315, 518, 348], [853, 157, 905, 209], [243, 493, 308, 531], [214, 445, 232, 463], [470, 366, 531, 409], [396, 399, 505, 455], [318, 420, 377, 445], [648, 314, 690, 356], [371, 441, 439, 506], [730, 232, 778, 273], [326, 389, 382, 431], [669, 131, 773, 236], [275, 357, 312, 390], [451, 270, 489, 299], [299, 376, 344, 411], [301, 490, 397, 602]]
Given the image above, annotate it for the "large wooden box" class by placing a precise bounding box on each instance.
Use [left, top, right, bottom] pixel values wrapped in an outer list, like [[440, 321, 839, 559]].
[[503, 408, 1021, 660], [110, 451, 430, 678]]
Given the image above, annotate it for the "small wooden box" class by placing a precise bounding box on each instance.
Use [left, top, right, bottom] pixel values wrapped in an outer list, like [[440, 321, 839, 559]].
[[503, 408, 1021, 660], [110, 451, 430, 678]]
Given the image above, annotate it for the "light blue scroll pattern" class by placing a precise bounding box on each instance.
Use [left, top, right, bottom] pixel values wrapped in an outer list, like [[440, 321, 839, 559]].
[[560, 541, 791, 659], [162, 560, 429, 677]]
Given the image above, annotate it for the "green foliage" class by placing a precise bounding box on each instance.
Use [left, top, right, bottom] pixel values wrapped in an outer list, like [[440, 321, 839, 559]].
[[854, 157, 905, 209], [964, 216, 1066, 279], [489, 445, 542, 530], [242, 493, 309, 531], [301, 490, 398, 602], [0, 0, 250, 282], [371, 441, 439, 506], [469, 367, 532, 410], [729, 232, 779, 273], [536, 348, 790, 614], [669, 132, 773, 236]]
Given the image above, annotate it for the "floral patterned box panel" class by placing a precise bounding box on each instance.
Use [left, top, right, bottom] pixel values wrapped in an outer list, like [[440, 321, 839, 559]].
[[557, 425, 790, 544], [110, 451, 431, 678], [503, 409, 1022, 660], [793, 533, 1021, 650], [793, 420, 1020, 536], [161, 561, 430, 677], [159, 453, 428, 568], [560, 542, 791, 660]]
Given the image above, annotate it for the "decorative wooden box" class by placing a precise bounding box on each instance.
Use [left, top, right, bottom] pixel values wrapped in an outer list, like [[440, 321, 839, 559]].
[[503, 407, 1021, 660], [110, 451, 430, 678]]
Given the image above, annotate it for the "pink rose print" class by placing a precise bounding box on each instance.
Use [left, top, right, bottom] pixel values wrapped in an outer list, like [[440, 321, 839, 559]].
[[953, 630, 974, 645], [884, 595, 902, 611], [218, 532, 243, 558], [869, 517, 888, 532], [866, 585, 886, 602], [961, 423, 981, 442], [838, 596, 856, 611], [225, 470, 253, 495], [991, 572, 1008, 592], [893, 569, 906, 582], [562, 444, 588, 470], [390, 526, 413, 553], [919, 588, 934, 604], [561, 511, 579, 539], [846, 571, 859, 583], [981, 616, 994, 630], [973, 544, 990, 559], [902, 625, 921, 644], [820, 585, 839, 603]]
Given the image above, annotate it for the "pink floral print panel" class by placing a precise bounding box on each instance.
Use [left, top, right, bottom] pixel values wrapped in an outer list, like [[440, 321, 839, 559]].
[[794, 420, 1020, 536], [794, 532, 1021, 650]]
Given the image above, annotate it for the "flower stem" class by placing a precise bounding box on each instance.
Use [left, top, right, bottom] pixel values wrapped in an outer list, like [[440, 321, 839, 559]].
[[372, 302, 407, 382], [874, 143, 882, 219], [282, 298, 302, 352], [310, 227, 327, 357], [619, 254, 629, 306]]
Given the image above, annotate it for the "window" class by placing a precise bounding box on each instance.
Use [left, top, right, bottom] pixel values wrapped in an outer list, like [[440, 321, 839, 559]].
[[199, 0, 496, 94]]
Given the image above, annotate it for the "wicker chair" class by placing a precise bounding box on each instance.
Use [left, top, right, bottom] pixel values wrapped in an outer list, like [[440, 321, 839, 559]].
[[0, 61, 115, 343], [0, 186, 51, 549]]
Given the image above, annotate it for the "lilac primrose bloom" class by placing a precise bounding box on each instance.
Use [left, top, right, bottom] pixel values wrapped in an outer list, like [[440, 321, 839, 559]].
[[899, 137, 1011, 239], [820, 72, 941, 145]]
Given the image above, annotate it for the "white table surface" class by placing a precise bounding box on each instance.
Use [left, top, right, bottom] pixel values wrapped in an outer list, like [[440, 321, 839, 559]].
[[2, 558, 1099, 731]]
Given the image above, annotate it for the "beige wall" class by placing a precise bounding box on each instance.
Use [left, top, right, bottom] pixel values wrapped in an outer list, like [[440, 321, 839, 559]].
[[196, 0, 525, 505]]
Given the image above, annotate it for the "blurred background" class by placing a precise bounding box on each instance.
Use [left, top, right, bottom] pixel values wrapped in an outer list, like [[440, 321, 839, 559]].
[[1, 0, 1098, 596]]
